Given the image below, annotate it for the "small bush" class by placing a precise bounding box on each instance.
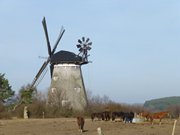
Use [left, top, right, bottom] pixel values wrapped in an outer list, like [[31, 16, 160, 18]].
[[28, 100, 46, 118], [12, 104, 25, 118], [0, 103, 11, 119]]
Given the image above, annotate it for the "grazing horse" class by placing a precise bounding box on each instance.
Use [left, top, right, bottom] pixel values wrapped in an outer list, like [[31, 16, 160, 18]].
[[112, 111, 124, 121], [148, 111, 169, 125], [91, 111, 110, 121], [77, 116, 85, 132], [102, 111, 111, 121], [91, 112, 105, 121], [140, 111, 151, 121], [123, 112, 135, 123], [112, 111, 134, 123]]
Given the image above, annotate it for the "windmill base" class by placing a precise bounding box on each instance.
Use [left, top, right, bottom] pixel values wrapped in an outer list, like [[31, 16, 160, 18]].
[[47, 64, 88, 111]]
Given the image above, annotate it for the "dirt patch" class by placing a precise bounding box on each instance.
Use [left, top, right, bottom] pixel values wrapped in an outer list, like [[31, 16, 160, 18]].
[[0, 118, 180, 135]]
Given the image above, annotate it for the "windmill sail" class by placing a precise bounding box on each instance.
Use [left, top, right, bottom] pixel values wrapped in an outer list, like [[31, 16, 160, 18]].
[[42, 17, 52, 56], [30, 17, 65, 89], [51, 26, 65, 55], [30, 59, 50, 88]]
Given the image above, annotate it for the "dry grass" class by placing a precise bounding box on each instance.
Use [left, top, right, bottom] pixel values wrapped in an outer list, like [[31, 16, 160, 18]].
[[0, 118, 180, 135]]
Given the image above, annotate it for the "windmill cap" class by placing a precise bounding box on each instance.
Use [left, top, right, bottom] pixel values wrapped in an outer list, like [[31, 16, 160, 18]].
[[51, 50, 87, 65]]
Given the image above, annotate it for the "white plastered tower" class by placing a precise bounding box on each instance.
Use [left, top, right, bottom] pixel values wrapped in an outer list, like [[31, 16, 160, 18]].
[[48, 63, 88, 111]]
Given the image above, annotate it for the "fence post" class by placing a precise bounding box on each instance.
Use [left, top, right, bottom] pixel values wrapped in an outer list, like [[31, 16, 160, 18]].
[[97, 127, 104, 135], [172, 119, 177, 135]]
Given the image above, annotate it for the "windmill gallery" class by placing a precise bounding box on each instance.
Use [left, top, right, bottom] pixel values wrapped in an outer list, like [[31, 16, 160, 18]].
[[30, 17, 92, 111]]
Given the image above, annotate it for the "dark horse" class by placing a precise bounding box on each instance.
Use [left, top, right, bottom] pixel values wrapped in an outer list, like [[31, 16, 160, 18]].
[[112, 111, 134, 123], [91, 111, 110, 121]]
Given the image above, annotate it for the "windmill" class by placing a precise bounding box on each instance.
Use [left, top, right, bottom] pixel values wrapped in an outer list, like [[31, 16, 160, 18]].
[[30, 17, 92, 111]]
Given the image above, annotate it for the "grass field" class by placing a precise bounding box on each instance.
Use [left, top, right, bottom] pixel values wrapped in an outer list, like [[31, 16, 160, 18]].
[[0, 118, 180, 135]]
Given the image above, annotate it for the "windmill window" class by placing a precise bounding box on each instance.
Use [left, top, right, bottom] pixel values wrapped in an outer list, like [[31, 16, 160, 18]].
[[62, 100, 69, 107], [53, 76, 58, 81], [74, 87, 81, 93], [51, 88, 56, 93]]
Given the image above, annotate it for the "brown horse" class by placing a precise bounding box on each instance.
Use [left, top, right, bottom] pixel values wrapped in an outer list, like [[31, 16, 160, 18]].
[[77, 116, 85, 132], [147, 111, 169, 125], [140, 111, 150, 121]]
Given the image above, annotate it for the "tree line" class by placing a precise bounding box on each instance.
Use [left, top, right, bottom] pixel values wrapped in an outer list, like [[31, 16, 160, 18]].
[[0, 73, 180, 119]]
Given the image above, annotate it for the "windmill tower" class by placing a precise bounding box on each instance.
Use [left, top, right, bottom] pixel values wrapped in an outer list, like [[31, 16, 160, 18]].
[[31, 17, 92, 111]]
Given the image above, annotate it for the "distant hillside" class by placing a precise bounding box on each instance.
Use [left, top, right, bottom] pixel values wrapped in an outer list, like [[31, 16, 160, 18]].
[[144, 96, 180, 111]]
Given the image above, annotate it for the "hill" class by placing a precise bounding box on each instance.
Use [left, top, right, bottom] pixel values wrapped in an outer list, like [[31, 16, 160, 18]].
[[143, 96, 180, 111]]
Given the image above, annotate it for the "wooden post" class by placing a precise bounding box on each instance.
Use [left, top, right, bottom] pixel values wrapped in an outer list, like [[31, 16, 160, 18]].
[[42, 111, 45, 119], [97, 127, 104, 135], [172, 119, 177, 135]]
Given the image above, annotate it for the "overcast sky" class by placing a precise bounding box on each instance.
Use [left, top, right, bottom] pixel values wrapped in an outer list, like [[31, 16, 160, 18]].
[[0, 0, 180, 104]]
